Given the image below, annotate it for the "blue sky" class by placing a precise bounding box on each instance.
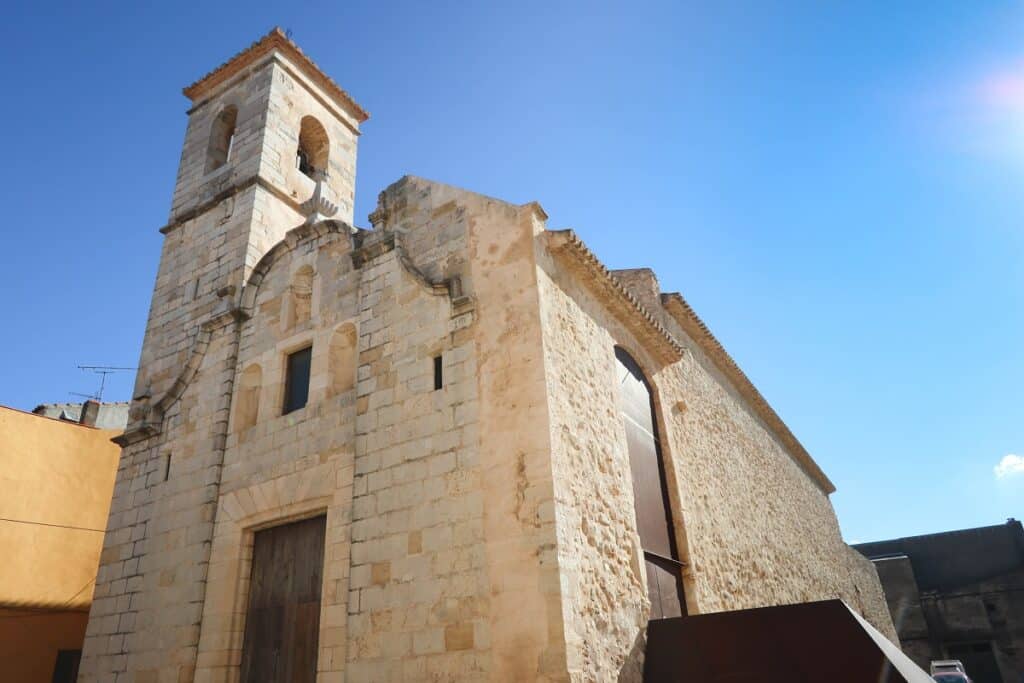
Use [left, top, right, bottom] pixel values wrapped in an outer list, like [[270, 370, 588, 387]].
[[1, 2, 1020, 542]]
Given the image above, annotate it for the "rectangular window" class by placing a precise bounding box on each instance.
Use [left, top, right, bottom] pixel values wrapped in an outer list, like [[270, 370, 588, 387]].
[[433, 355, 443, 390], [283, 346, 312, 414]]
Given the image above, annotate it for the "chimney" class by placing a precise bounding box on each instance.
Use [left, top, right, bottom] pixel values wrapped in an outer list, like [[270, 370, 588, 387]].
[[80, 400, 100, 427]]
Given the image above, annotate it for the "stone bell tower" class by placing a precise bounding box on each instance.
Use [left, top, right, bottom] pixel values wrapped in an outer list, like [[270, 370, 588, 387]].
[[78, 29, 367, 681], [130, 29, 368, 426]]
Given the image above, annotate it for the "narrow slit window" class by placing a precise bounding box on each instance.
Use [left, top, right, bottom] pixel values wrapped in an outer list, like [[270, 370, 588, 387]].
[[163, 454, 172, 481], [284, 346, 313, 414], [433, 355, 443, 390]]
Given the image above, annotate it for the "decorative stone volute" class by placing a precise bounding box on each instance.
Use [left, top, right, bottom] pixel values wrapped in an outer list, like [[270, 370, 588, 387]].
[[367, 189, 391, 229], [300, 171, 338, 225], [127, 382, 152, 425]]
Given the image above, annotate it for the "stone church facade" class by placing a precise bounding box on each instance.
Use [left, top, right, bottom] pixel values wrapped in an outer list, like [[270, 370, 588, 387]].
[[79, 29, 895, 682]]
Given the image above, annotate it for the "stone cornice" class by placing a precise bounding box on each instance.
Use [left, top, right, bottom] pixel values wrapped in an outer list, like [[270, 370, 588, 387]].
[[116, 306, 243, 447], [544, 230, 685, 367], [660, 292, 835, 494], [543, 227, 835, 496], [240, 218, 354, 317], [122, 216, 355, 446], [160, 174, 303, 235], [523, 201, 548, 222], [351, 231, 395, 269], [183, 27, 369, 123]]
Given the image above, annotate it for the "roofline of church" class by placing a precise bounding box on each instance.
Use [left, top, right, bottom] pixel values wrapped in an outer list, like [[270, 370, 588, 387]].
[[545, 228, 836, 495], [182, 27, 369, 122], [659, 292, 835, 494]]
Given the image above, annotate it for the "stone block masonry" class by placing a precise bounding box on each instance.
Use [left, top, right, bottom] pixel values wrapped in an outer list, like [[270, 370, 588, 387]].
[[81, 29, 896, 683]]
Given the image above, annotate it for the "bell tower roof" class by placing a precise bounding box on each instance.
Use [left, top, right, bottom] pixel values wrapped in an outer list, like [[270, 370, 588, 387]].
[[182, 27, 369, 123]]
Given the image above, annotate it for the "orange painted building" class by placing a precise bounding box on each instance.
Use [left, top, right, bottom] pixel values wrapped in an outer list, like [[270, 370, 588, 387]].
[[0, 404, 122, 682]]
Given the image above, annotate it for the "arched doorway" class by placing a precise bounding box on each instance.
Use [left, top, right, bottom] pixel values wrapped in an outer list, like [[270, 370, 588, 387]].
[[615, 347, 686, 619]]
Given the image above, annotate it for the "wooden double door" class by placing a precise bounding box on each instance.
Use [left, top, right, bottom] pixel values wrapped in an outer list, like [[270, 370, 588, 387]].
[[240, 515, 326, 683], [616, 348, 687, 620]]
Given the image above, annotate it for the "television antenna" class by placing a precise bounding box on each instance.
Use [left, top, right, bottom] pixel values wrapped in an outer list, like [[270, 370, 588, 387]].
[[76, 365, 136, 402]]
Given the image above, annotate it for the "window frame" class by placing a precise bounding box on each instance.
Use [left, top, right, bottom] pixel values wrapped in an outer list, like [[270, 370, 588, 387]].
[[282, 345, 313, 415], [205, 104, 239, 174]]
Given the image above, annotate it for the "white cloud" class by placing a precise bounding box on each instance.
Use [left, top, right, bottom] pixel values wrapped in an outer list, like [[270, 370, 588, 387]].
[[994, 454, 1024, 479]]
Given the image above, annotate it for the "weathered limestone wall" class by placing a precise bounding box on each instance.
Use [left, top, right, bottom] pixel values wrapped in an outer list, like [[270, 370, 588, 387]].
[[134, 52, 359, 418], [650, 300, 893, 637], [169, 65, 271, 220], [169, 59, 358, 226], [343, 244, 484, 682], [82, 191, 298, 681], [85, 43, 896, 676], [258, 60, 360, 224], [82, 44, 362, 682], [654, 347, 891, 621], [463, 192, 570, 681], [80, 316, 240, 682], [85, 186, 307, 680], [534, 255, 656, 682], [131, 190, 257, 408], [353, 177, 571, 681], [192, 224, 359, 682], [533, 237, 896, 679], [843, 547, 899, 641]]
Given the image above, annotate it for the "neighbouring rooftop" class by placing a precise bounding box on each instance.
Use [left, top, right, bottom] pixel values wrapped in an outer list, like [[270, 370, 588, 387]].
[[31, 401, 129, 431]]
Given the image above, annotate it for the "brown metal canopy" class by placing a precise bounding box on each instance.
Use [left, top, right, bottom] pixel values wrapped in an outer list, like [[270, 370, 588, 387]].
[[644, 599, 933, 682]]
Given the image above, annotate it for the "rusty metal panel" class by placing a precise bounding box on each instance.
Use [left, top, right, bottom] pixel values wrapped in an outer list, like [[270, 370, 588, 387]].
[[646, 554, 685, 620], [240, 515, 326, 683], [644, 599, 933, 682], [625, 420, 674, 558], [618, 363, 656, 433]]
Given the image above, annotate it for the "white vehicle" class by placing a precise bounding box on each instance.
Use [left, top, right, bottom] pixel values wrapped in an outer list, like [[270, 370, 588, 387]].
[[930, 660, 971, 683], [930, 660, 966, 675]]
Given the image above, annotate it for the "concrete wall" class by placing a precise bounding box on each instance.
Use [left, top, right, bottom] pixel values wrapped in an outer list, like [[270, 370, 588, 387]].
[[0, 608, 89, 682], [871, 556, 934, 666], [0, 406, 120, 609], [880, 564, 1024, 681], [0, 406, 121, 682], [859, 523, 1024, 682]]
